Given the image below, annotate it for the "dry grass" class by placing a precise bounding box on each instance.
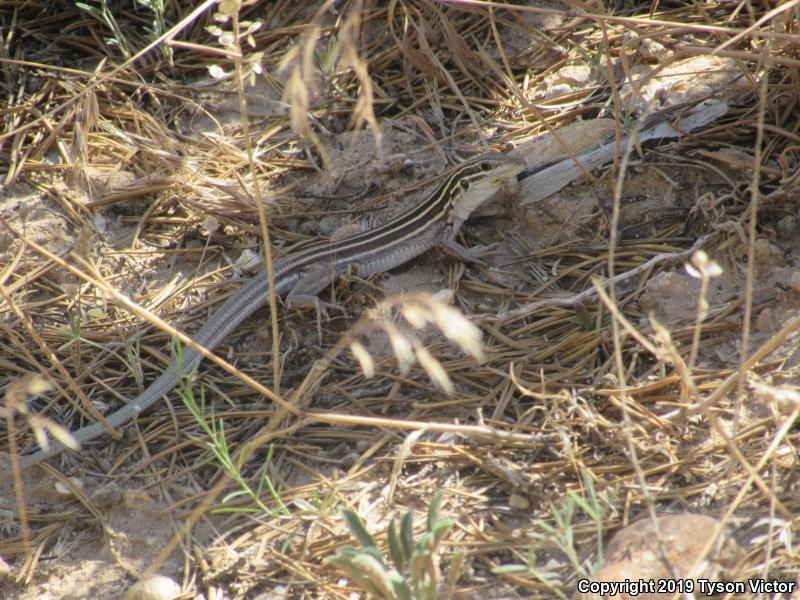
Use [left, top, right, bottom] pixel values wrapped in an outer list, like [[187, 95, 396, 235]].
[[1, 0, 800, 598]]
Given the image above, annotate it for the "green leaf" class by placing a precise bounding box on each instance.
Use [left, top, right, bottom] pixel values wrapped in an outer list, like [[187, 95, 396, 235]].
[[351, 554, 395, 597], [408, 550, 427, 591], [415, 531, 434, 555], [427, 490, 444, 532], [388, 571, 413, 600], [400, 512, 414, 558], [388, 518, 406, 571], [342, 508, 378, 548], [569, 491, 599, 520], [328, 555, 387, 598], [430, 518, 454, 548], [492, 564, 529, 574], [326, 546, 359, 564], [75, 3, 100, 15], [361, 546, 388, 569]]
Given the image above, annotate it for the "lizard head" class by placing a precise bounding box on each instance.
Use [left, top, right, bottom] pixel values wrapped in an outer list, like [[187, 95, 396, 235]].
[[446, 152, 527, 227]]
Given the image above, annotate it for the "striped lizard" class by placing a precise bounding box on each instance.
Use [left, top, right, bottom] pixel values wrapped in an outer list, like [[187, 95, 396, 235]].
[[19, 152, 526, 467]]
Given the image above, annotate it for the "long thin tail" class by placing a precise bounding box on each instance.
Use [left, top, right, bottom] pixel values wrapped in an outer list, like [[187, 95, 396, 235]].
[[20, 271, 278, 467]]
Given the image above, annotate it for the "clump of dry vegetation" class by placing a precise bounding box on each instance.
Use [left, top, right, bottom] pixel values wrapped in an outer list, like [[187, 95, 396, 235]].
[[1, 0, 799, 598]]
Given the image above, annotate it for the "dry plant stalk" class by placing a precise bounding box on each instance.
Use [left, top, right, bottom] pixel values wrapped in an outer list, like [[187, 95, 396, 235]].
[[2, 0, 800, 597]]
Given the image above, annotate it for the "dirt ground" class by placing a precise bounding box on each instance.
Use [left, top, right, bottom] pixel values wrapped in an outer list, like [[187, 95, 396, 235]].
[[2, 1, 800, 599]]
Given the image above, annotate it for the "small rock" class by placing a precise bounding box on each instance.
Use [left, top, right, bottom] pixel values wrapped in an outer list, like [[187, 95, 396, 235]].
[[0, 555, 11, 580], [621, 31, 640, 49], [639, 38, 667, 61], [777, 215, 797, 239], [754, 238, 778, 264], [572, 513, 744, 600], [54, 477, 84, 499], [557, 64, 592, 86], [544, 82, 571, 100], [316, 215, 340, 237], [125, 575, 181, 600], [90, 481, 123, 508], [639, 271, 701, 325], [791, 271, 800, 293], [340, 452, 360, 468], [235, 248, 262, 273], [509, 494, 530, 510], [756, 307, 775, 333]]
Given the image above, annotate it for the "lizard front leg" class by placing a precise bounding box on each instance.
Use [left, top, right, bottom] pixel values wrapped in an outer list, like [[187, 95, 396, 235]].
[[285, 262, 348, 342], [439, 238, 500, 266]]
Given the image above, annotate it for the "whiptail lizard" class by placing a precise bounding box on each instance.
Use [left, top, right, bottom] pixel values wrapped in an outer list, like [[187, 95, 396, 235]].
[[20, 152, 526, 467]]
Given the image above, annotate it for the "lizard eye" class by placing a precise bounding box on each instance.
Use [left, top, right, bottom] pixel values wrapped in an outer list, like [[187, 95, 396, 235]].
[[460, 179, 471, 190], [480, 162, 492, 171]]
